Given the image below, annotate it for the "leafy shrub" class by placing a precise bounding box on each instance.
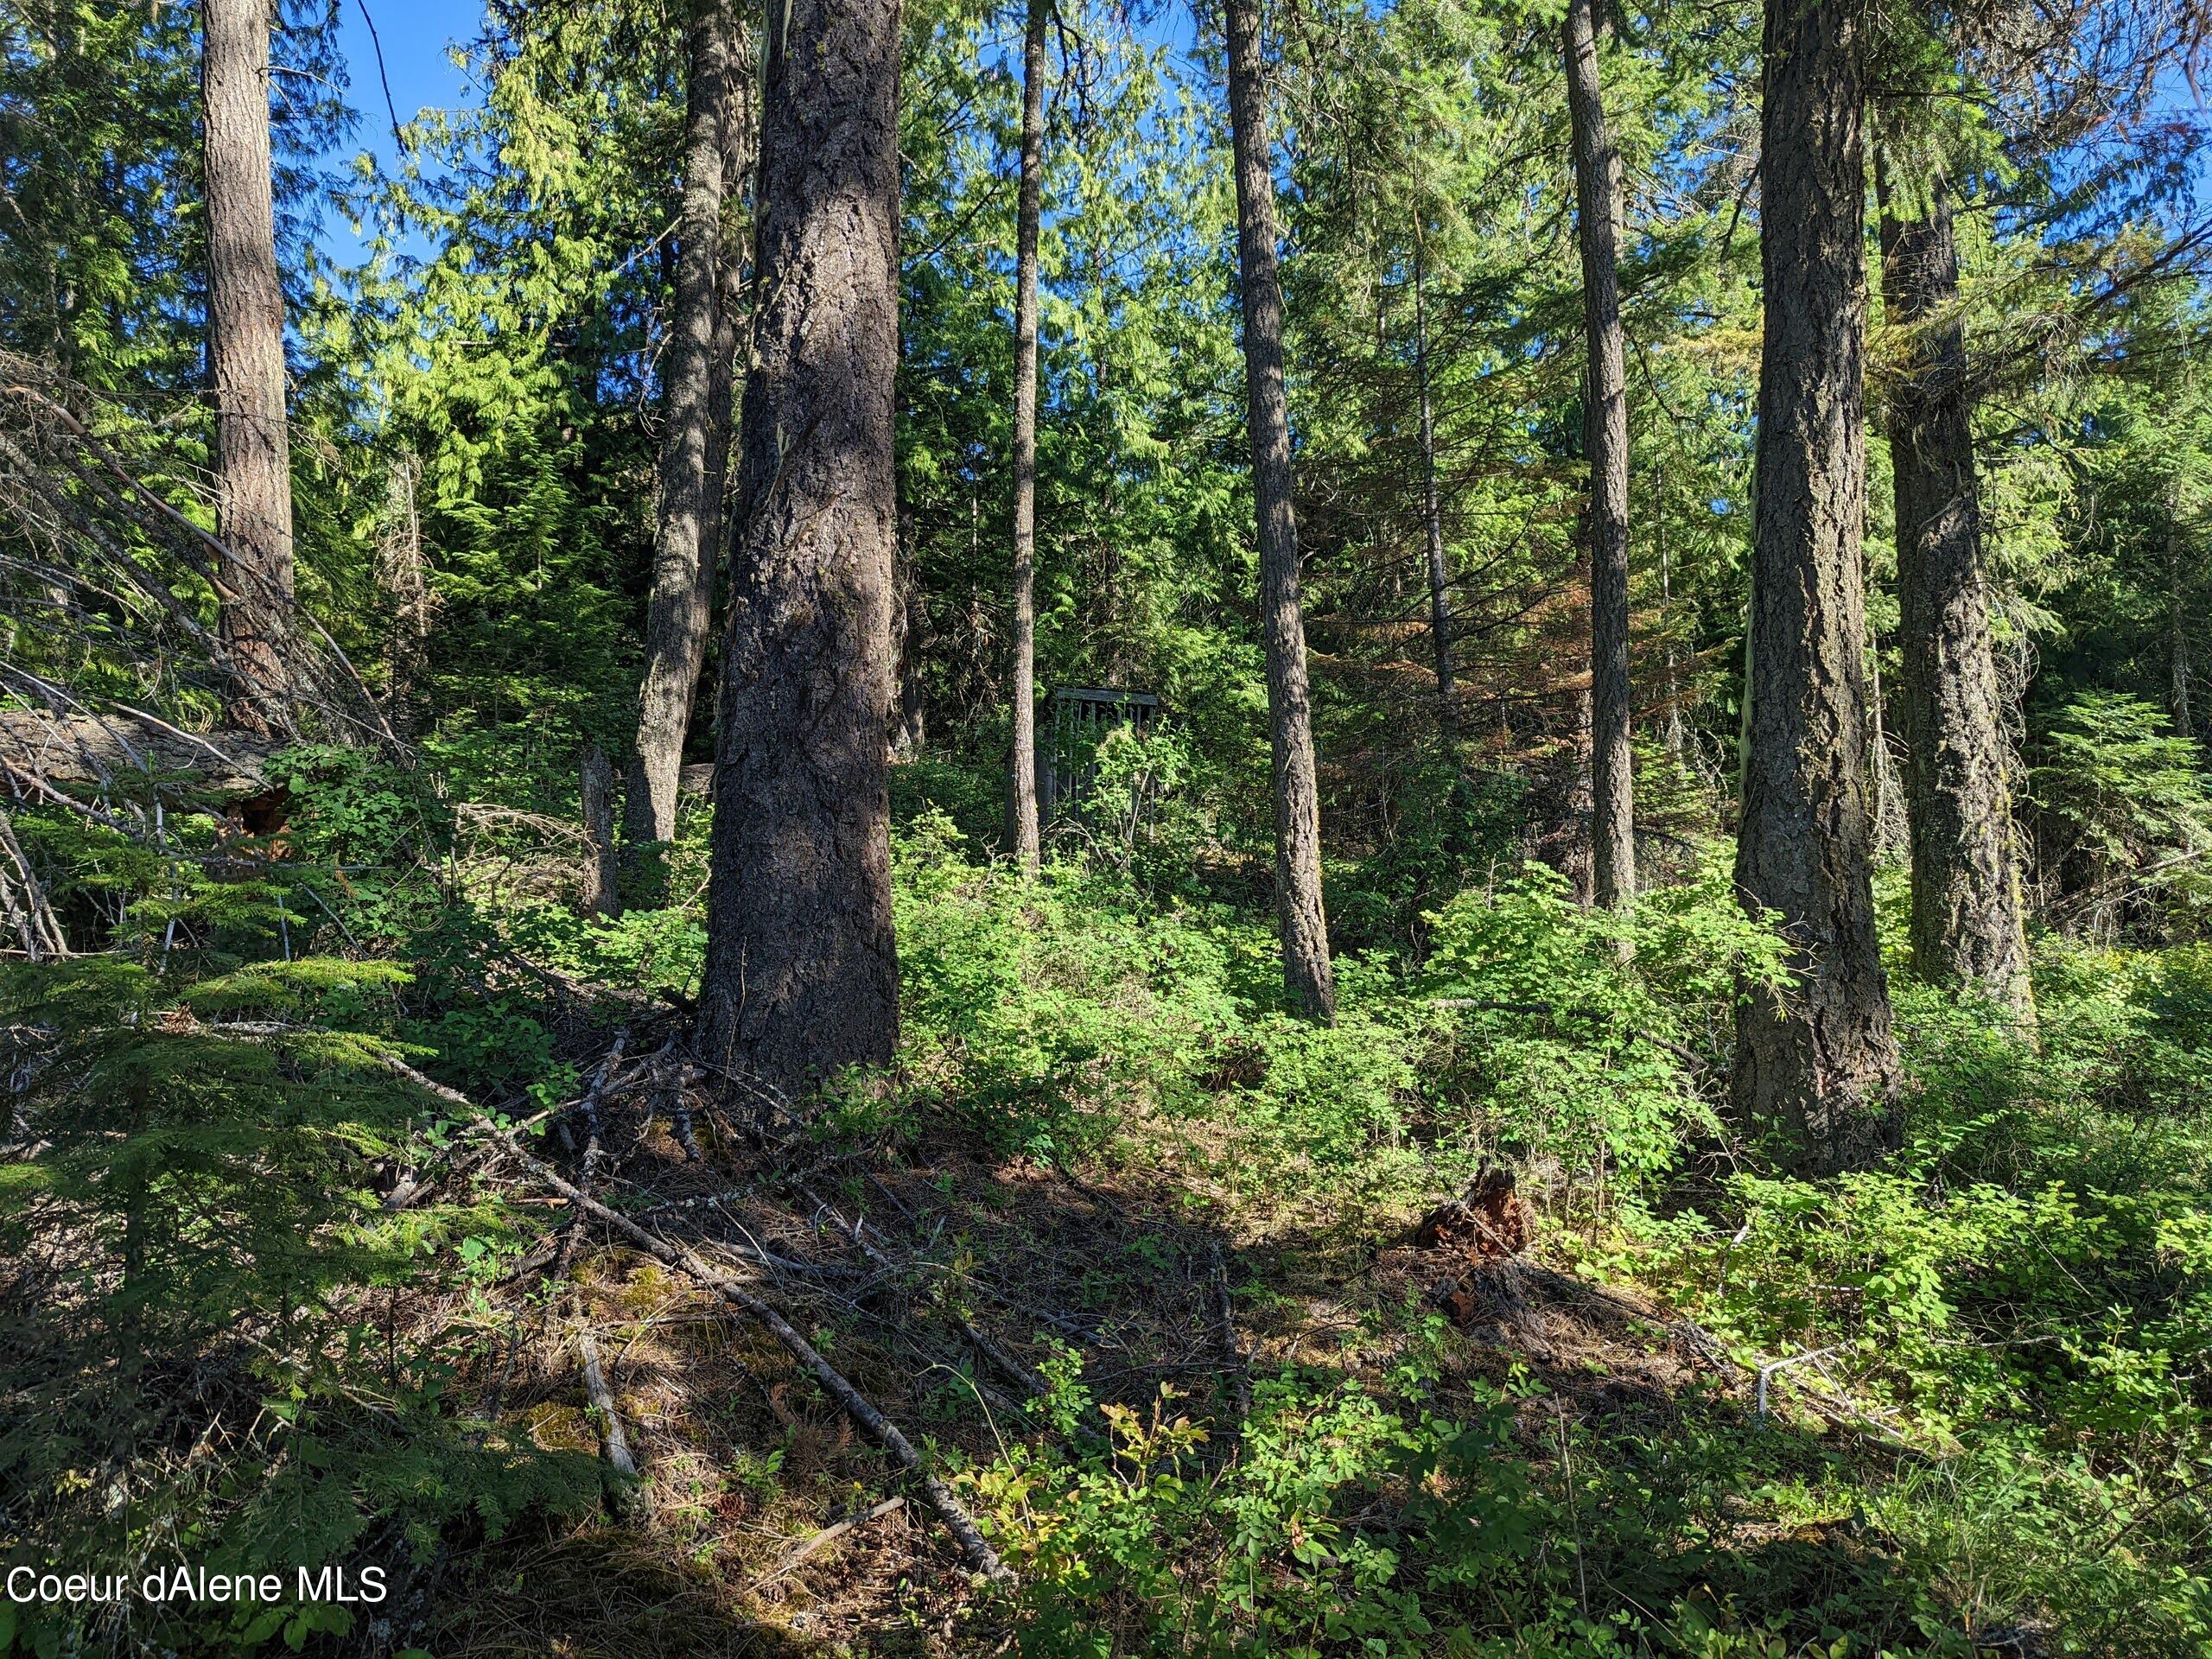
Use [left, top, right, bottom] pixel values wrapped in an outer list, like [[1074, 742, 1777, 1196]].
[[1417, 857, 1778, 1187], [886, 810, 1240, 1160], [976, 1363, 1548, 1658]]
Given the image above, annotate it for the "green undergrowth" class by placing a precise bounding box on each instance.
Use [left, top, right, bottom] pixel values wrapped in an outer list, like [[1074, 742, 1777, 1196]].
[[868, 817, 2210, 1655], [3, 778, 2208, 1655]]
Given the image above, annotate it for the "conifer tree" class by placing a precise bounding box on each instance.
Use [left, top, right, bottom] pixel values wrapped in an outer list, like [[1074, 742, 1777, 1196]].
[[1412, 233, 1456, 726], [1005, 0, 1049, 873], [697, 0, 905, 1095], [200, 0, 295, 730], [1732, 0, 1902, 1171], [1878, 169, 2033, 1018], [1562, 0, 1634, 909], [1223, 0, 1337, 1022], [626, 0, 743, 898]]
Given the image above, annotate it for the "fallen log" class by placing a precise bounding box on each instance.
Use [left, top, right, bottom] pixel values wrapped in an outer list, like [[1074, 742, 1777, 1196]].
[[0, 708, 283, 799]]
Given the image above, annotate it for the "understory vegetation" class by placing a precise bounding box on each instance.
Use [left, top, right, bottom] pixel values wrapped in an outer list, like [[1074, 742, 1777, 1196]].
[[4, 745, 2209, 1656]]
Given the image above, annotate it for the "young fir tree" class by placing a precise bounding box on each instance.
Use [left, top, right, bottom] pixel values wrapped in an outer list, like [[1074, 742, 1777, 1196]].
[[698, 0, 906, 1096], [1732, 0, 1902, 1172], [1222, 0, 1337, 1022]]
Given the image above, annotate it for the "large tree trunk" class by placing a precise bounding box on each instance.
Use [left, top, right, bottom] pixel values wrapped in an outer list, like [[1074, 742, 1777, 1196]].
[[1563, 0, 1634, 910], [696, 0, 903, 1098], [1878, 175, 2032, 1020], [1004, 0, 1047, 873], [200, 0, 294, 731], [1223, 0, 1337, 1023], [1412, 235, 1456, 727], [1732, 0, 1901, 1173], [626, 0, 743, 896]]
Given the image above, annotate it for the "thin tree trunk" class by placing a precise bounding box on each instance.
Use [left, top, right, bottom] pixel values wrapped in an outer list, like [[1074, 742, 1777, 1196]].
[[1004, 0, 1047, 873], [626, 0, 742, 895], [0, 810, 66, 960], [1867, 620, 1904, 855], [1413, 234, 1455, 726], [696, 0, 903, 1097], [2171, 488, 2194, 741], [1732, 0, 1901, 1173], [1223, 0, 1337, 1023], [377, 449, 429, 736], [200, 0, 294, 731], [1563, 0, 1634, 909], [1878, 172, 2032, 1020], [581, 745, 620, 918], [893, 495, 927, 758], [1656, 463, 1686, 763]]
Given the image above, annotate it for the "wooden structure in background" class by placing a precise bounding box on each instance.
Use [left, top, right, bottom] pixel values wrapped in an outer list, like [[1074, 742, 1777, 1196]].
[[1041, 686, 1161, 818]]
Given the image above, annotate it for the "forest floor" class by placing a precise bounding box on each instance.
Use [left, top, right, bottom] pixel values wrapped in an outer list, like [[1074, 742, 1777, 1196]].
[[415, 1033, 1951, 1659], [13, 774, 2202, 1658]]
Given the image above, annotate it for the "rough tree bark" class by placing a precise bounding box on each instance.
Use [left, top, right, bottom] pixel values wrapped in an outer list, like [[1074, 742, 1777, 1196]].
[[1563, 0, 1635, 909], [696, 0, 904, 1096], [1878, 173, 2032, 1019], [1223, 0, 1337, 1022], [200, 0, 294, 731], [1732, 0, 1901, 1173], [626, 0, 743, 895], [1413, 235, 1456, 726], [1004, 0, 1048, 873]]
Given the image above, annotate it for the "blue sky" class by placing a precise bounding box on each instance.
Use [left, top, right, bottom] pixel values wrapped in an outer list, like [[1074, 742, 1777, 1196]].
[[320, 0, 2204, 266], [334, 0, 470, 152], [319, 0, 471, 263]]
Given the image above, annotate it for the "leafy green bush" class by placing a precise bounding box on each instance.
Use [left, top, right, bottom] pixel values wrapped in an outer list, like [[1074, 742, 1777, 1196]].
[[1418, 857, 1778, 1187], [976, 1361, 1549, 1658], [884, 810, 1267, 1155]]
